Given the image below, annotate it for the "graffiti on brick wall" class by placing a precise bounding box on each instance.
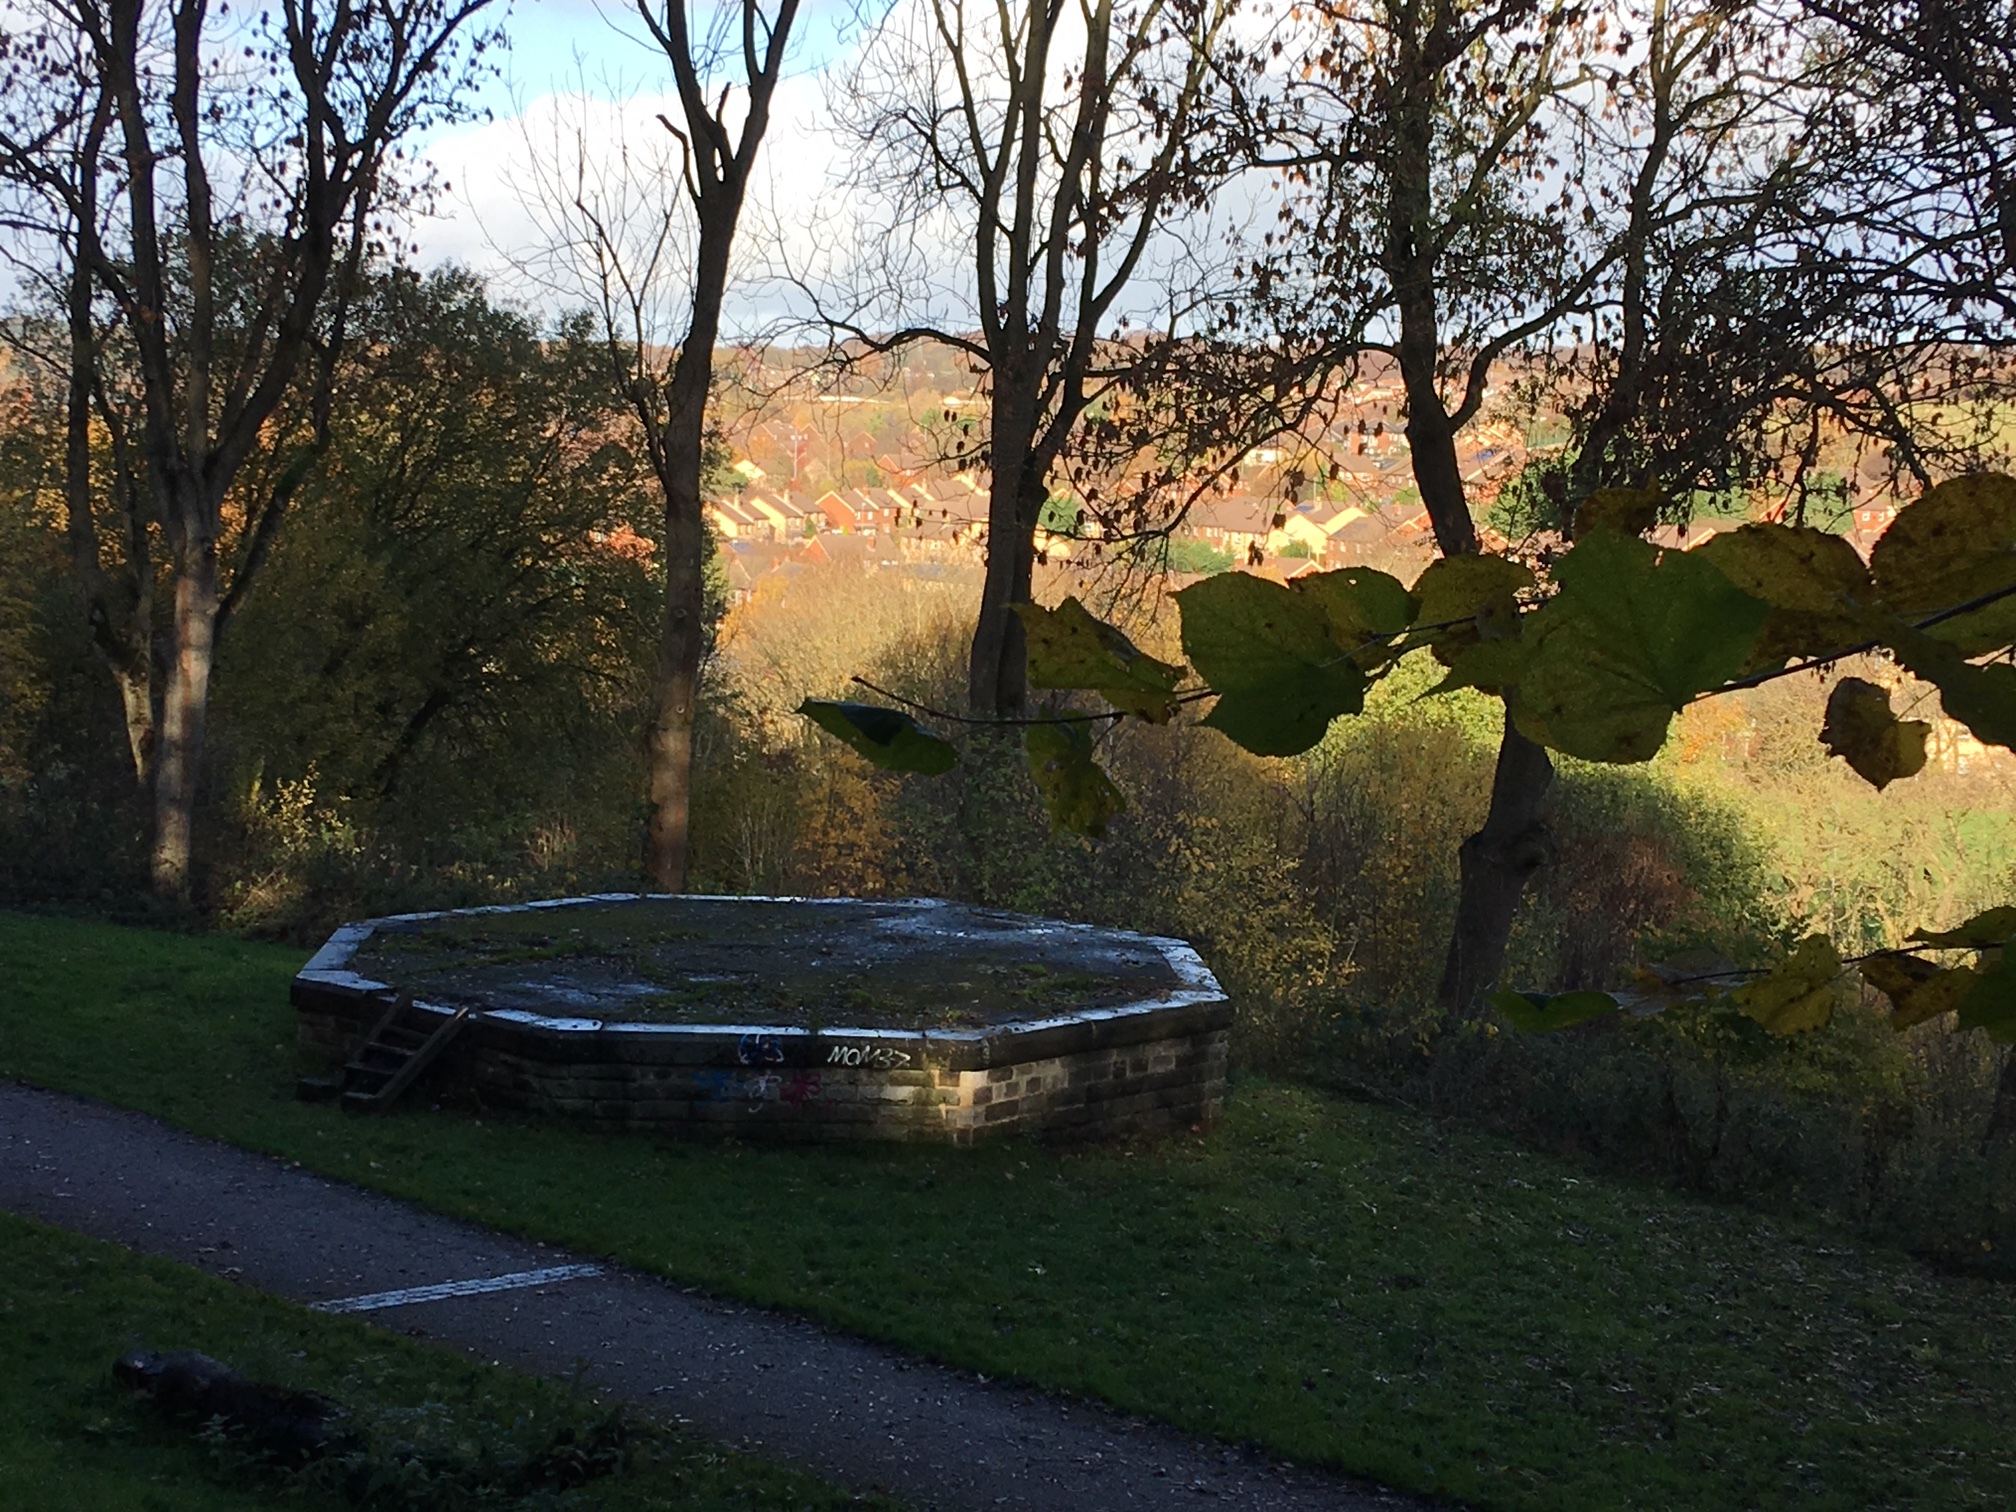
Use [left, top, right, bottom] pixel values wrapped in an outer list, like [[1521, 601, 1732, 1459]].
[[692, 1070, 746, 1101], [826, 1043, 911, 1069], [736, 1032, 785, 1065], [690, 1068, 823, 1106]]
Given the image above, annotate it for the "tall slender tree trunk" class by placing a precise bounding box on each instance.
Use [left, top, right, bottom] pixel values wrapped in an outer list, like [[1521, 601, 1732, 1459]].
[[1393, 258, 1556, 1016], [643, 432, 709, 891], [150, 508, 219, 896], [641, 217, 735, 892], [60, 131, 156, 789], [969, 387, 1042, 716], [1436, 717, 1555, 1009], [622, 0, 802, 890]]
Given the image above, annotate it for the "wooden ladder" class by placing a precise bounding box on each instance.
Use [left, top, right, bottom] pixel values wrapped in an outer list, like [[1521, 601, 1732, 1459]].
[[340, 993, 472, 1112]]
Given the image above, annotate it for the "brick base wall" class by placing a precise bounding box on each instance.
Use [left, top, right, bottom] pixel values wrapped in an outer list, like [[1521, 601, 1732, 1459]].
[[294, 896, 1231, 1144], [469, 1031, 1228, 1143], [299, 997, 1227, 1143]]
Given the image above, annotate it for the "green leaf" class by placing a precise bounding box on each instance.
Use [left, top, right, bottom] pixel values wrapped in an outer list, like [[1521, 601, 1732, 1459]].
[[1015, 598, 1185, 722], [1488, 989, 1621, 1032], [1739, 607, 1883, 677], [1819, 677, 1929, 789], [1411, 554, 1534, 665], [1956, 952, 2016, 1042], [1023, 718, 1126, 838], [1909, 906, 2016, 949], [1870, 473, 2016, 655], [1694, 523, 1880, 674], [1645, 948, 1748, 988], [1515, 528, 1770, 764], [1572, 486, 1665, 540], [1859, 954, 1982, 1030], [1888, 628, 2016, 751], [1611, 951, 1751, 1015], [1290, 567, 1417, 666], [1694, 523, 1874, 612], [1733, 935, 1842, 1033], [1177, 571, 1369, 757], [799, 700, 958, 775], [1425, 637, 1527, 697]]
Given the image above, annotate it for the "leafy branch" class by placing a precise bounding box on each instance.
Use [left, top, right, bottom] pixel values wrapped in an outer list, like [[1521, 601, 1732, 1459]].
[[800, 473, 2016, 1039]]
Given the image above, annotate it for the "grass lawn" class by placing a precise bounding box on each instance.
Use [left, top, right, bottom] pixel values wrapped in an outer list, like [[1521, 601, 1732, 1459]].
[[6, 908, 2016, 1510], [0, 1208, 892, 1510]]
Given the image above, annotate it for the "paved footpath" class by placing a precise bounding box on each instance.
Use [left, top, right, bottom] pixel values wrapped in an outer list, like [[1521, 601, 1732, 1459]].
[[0, 1082, 1426, 1512]]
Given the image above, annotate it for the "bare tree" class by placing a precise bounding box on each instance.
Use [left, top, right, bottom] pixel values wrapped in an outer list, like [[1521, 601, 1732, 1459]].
[[823, 0, 1241, 716], [1239, 0, 2015, 1014], [0, 0, 498, 898], [517, 1, 801, 891], [1568, 0, 2016, 506], [1799, 0, 2015, 274], [1229, 0, 1625, 1011]]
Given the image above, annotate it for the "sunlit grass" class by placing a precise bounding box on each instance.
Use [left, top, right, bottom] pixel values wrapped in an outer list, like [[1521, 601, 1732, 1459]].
[[6, 908, 2015, 1510], [0, 1208, 891, 1511]]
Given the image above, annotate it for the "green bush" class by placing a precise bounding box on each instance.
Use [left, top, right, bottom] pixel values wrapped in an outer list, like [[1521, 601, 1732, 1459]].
[[1162, 537, 1234, 574], [712, 594, 2016, 1264]]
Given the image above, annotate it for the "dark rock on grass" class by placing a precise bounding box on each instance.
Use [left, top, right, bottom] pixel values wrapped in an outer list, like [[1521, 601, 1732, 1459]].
[[114, 1348, 347, 1461]]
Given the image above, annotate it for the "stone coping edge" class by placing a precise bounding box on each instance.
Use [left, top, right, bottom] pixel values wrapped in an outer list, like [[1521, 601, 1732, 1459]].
[[294, 894, 1230, 1074]]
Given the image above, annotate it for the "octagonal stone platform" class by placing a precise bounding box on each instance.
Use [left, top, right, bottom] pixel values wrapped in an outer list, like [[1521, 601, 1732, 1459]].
[[293, 895, 1230, 1142]]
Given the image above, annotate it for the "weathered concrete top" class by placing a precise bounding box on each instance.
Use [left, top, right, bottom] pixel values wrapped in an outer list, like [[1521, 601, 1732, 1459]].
[[301, 896, 1221, 1055]]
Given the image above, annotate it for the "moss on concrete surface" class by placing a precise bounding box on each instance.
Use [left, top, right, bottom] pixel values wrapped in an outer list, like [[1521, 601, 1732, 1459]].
[[348, 899, 1183, 1030]]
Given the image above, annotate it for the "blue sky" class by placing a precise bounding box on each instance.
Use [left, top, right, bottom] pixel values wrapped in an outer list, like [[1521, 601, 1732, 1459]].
[[455, 1, 854, 115], [413, 2, 857, 299]]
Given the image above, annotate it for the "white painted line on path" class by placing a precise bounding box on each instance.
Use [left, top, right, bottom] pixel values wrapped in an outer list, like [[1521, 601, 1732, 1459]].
[[312, 1263, 604, 1314]]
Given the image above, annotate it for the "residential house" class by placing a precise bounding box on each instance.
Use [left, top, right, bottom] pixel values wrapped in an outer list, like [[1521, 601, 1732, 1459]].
[[1326, 512, 1395, 564], [894, 479, 989, 556], [1267, 502, 1336, 559], [1182, 495, 1274, 557], [1854, 501, 1899, 536], [705, 496, 771, 541], [743, 489, 818, 540], [813, 488, 863, 532], [1247, 553, 1327, 583], [1320, 504, 1371, 542], [1647, 518, 1742, 551], [1376, 501, 1436, 545]]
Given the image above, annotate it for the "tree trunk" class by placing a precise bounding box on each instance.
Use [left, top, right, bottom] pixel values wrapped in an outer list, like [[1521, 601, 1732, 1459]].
[[968, 485, 1038, 716], [113, 665, 156, 785], [149, 520, 219, 898], [643, 484, 708, 892], [61, 166, 156, 788], [1393, 278, 1555, 1016], [625, 3, 802, 887], [1437, 713, 1555, 1011], [640, 210, 736, 892], [967, 388, 1042, 716]]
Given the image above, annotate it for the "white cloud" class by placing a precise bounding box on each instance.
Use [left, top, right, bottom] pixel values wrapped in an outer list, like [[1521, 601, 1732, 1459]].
[[410, 3, 852, 330]]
